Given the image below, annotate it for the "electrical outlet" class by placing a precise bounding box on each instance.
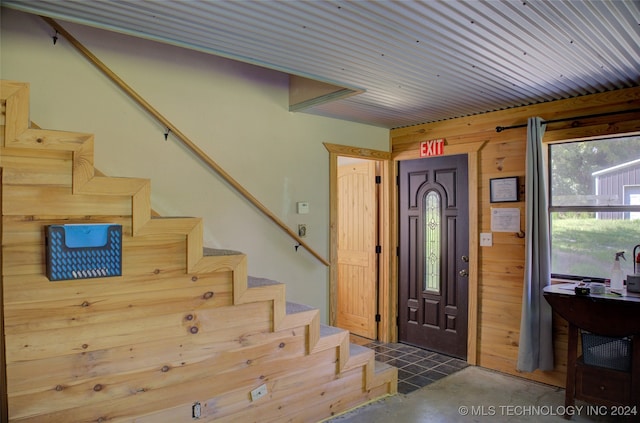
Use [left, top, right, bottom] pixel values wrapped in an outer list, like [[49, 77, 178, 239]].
[[250, 383, 268, 401], [480, 232, 493, 247], [192, 402, 201, 419], [298, 224, 307, 238]]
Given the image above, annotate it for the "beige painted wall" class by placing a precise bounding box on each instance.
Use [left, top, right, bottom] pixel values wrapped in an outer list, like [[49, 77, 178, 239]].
[[1, 9, 389, 323]]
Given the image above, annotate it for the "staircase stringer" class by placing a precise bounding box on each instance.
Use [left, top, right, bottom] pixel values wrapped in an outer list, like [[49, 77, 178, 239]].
[[340, 345, 398, 392], [1, 81, 29, 146], [232, 267, 287, 332], [3, 87, 218, 273], [3, 83, 345, 369], [131, 180, 152, 236], [222, 266, 369, 378], [6, 125, 240, 283], [2, 82, 329, 366], [318, 329, 351, 371], [214, 255, 325, 355], [71, 133, 95, 190], [281, 308, 321, 354], [2, 81, 398, 419], [5, 124, 208, 276], [136, 216, 204, 271], [11, 127, 152, 233], [0, 84, 313, 355]]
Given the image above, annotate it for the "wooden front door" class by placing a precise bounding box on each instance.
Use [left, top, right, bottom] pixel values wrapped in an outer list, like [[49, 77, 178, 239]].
[[337, 159, 378, 339], [398, 154, 469, 358]]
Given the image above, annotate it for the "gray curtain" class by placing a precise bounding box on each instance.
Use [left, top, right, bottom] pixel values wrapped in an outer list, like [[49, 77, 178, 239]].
[[517, 117, 554, 372]]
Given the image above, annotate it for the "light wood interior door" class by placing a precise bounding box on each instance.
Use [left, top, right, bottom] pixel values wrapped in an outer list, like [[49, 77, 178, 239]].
[[337, 159, 378, 339]]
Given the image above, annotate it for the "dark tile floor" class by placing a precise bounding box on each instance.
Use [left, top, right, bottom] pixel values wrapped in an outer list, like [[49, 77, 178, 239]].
[[364, 341, 469, 394]]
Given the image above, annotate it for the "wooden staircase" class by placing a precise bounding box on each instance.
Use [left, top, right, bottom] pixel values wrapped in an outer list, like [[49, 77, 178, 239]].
[[0, 80, 396, 422]]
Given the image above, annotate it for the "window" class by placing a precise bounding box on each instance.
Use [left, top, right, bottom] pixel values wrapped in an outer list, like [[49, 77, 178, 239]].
[[424, 190, 441, 292], [549, 135, 640, 280]]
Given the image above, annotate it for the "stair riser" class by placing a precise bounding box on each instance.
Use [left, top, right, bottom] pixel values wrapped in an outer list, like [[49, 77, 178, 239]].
[[4, 282, 234, 335], [3, 220, 211, 278], [2, 271, 232, 305], [7, 328, 310, 421], [1, 149, 73, 186], [4, 185, 131, 216]]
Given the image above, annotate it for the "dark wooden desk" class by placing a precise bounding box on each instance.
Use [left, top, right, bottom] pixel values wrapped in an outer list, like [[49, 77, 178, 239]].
[[544, 284, 640, 419]]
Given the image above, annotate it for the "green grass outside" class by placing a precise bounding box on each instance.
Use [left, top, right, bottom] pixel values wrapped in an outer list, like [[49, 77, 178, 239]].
[[551, 217, 640, 279]]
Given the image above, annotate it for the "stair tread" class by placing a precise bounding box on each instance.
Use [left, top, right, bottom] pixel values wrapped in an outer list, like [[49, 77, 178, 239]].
[[349, 343, 373, 357], [319, 324, 346, 337], [374, 360, 395, 373], [286, 301, 315, 314], [247, 276, 283, 288], [203, 247, 243, 256]]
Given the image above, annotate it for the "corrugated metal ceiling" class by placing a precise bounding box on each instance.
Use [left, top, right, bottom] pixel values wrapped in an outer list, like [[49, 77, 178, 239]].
[[3, 0, 640, 129]]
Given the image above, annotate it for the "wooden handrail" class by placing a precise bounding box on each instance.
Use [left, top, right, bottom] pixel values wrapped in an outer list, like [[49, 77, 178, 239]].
[[41, 16, 329, 267]]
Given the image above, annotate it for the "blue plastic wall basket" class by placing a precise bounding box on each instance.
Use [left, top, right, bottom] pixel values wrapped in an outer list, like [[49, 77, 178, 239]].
[[46, 224, 122, 281]]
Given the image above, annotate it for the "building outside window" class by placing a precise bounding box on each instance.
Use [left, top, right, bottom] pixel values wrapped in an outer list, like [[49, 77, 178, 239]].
[[549, 135, 640, 280]]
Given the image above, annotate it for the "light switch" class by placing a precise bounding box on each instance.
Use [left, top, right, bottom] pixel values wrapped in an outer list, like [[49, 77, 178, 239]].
[[480, 232, 493, 247], [297, 202, 309, 214]]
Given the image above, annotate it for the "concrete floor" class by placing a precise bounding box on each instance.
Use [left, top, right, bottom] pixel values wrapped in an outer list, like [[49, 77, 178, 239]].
[[326, 366, 624, 422]]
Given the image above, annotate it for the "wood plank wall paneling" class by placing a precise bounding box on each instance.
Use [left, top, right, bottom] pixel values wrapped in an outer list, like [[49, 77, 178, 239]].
[[1, 166, 7, 423], [390, 86, 640, 388]]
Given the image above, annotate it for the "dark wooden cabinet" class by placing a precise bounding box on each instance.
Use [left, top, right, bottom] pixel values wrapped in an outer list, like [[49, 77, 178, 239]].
[[544, 285, 640, 420], [575, 361, 632, 406]]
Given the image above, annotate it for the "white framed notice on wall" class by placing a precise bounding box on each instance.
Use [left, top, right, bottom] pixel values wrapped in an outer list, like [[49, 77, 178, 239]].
[[490, 208, 520, 232]]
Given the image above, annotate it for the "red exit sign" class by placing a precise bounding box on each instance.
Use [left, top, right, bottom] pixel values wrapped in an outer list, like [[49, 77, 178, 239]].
[[420, 138, 445, 157]]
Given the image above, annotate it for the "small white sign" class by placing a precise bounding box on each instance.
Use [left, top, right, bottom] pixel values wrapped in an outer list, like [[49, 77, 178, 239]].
[[491, 208, 520, 232], [297, 202, 309, 214]]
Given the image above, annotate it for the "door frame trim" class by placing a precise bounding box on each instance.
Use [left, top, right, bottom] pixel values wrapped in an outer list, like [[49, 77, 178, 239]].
[[324, 143, 393, 342], [393, 141, 487, 365]]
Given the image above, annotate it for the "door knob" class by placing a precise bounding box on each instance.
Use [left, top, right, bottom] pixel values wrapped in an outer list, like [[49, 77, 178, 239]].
[[459, 269, 469, 277]]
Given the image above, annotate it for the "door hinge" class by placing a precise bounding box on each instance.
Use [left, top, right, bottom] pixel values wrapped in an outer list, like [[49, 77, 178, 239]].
[[375, 245, 382, 254], [375, 314, 381, 322], [375, 175, 381, 184], [396, 246, 400, 256]]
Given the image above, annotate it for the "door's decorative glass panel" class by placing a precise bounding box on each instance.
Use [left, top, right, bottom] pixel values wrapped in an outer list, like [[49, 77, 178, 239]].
[[424, 190, 441, 292]]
